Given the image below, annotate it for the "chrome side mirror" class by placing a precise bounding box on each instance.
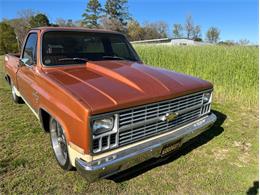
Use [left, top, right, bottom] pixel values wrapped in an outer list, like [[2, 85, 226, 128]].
[[18, 59, 25, 67], [18, 58, 29, 67]]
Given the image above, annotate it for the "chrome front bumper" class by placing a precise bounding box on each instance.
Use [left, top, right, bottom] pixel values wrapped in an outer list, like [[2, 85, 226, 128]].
[[75, 113, 217, 182]]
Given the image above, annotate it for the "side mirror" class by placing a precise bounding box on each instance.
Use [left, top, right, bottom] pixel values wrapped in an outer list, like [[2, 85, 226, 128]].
[[18, 58, 29, 67], [18, 59, 25, 67]]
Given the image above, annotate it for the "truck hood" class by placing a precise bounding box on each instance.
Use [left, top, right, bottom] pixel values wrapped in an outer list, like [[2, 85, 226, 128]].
[[45, 60, 212, 114]]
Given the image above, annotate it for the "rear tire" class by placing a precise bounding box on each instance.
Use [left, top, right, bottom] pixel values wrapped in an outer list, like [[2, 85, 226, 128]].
[[49, 117, 73, 170], [10, 81, 23, 104]]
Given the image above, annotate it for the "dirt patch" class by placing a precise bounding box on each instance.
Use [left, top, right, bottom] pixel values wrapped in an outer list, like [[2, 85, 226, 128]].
[[212, 148, 229, 161], [233, 141, 252, 152]]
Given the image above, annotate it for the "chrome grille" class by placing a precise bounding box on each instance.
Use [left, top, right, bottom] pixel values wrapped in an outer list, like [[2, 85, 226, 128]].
[[92, 133, 118, 153], [118, 91, 207, 146]]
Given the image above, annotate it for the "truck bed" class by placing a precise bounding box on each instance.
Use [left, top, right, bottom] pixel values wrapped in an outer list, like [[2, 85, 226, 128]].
[[4, 53, 20, 87]]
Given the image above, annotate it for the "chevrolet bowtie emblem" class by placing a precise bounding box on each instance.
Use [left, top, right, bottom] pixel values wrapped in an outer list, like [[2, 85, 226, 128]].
[[161, 112, 179, 122]]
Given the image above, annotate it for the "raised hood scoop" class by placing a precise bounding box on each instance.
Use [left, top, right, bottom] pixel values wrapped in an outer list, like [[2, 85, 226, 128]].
[[87, 61, 144, 93]]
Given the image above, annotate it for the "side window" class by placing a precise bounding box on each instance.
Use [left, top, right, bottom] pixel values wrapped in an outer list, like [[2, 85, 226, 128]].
[[22, 33, 37, 66]]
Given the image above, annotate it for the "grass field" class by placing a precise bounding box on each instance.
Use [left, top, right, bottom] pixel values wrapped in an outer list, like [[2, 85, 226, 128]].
[[135, 45, 258, 107], [0, 46, 259, 194]]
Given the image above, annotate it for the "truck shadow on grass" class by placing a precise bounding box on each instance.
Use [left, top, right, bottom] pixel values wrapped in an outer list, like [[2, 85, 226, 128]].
[[247, 181, 259, 195], [108, 110, 226, 182]]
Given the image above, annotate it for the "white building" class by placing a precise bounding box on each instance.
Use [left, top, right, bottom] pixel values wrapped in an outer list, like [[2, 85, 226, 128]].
[[170, 38, 195, 45], [131, 38, 212, 46], [170, 38, 211, 46]]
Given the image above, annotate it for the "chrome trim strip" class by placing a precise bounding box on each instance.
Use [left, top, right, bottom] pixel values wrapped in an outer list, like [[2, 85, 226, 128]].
[[20, 95, 39, 119], [14, 87, 39, 119]]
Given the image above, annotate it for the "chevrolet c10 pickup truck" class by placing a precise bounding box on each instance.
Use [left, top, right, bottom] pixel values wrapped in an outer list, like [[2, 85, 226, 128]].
[[4, 27, 216, 181]]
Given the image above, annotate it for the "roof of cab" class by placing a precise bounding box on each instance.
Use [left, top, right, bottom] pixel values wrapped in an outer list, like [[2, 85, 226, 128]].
[[31, 26, 123, 35]]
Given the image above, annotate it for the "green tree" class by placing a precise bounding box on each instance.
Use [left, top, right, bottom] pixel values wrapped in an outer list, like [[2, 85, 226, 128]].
[[82, 0, 102, 28], [194, 37, 203, 42], [66, 19, 75, 27], [9, 9, 34, 48], [0, 22, 18, 55], [127, 20, 144, 41], [173, 24, 183, 38], [155, 21, 168, 38], [206, 27, 220, 43], [192, 25, 201, 40], [29, 13, 50, 27], [142, 21, 168, 40], [218, 40, 235, 46], [142, 24, 161, 40], [100, 17, 127, 33], [185, 14, 194, 39], [55, 18, 79, 27], [104, 0, 130, 25], [239, 39, 250, 45]]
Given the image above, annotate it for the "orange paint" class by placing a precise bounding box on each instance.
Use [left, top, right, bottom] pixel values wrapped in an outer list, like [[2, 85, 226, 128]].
[[4, 27, 213, 155]]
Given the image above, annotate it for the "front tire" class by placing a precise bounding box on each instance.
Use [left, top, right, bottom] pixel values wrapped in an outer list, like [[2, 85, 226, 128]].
[[49, 117, 73, 170]]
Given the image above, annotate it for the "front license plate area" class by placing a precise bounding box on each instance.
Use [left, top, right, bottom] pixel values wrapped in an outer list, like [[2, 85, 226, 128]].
[[161, 140, 182, 157]]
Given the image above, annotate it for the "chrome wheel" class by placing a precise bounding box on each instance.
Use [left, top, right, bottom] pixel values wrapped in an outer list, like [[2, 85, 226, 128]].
[[50, 118, 68, 166]]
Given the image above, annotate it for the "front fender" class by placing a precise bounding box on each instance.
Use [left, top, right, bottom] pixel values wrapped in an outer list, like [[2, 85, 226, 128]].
[[36, 72, 91, 154]]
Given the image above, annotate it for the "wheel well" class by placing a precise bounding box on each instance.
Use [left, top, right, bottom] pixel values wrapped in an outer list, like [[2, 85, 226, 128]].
[[5, 74, 11, 85], [39, 109, 51, 132]]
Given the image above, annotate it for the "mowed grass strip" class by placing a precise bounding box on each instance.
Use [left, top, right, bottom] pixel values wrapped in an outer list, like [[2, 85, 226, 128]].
[[0, 46, 258, 194]]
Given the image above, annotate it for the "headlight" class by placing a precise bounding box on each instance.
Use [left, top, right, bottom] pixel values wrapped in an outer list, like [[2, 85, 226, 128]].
[[202, 92, 212, 103], [92, 117, 114, 135]]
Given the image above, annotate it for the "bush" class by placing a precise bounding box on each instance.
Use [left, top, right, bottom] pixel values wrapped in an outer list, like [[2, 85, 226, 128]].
[[0, 22, 18, 55]]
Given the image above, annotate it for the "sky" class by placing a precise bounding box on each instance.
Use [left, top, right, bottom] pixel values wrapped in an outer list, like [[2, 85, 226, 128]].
[[0, 0, 258, 43]]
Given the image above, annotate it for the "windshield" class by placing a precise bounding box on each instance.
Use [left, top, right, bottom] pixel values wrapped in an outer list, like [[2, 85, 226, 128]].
[[42, 31, 140, 66]]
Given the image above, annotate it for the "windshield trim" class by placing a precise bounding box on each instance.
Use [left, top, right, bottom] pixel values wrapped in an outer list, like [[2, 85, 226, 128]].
[[40, 30, 140, 67]]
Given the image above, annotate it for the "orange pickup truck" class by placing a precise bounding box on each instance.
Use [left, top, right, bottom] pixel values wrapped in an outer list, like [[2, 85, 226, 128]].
[[4, 27, 216, 181]]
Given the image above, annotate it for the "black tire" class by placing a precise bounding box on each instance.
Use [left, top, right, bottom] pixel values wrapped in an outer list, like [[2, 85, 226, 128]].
[[49, 117, 73, 170], [10, 80, 23, 104]]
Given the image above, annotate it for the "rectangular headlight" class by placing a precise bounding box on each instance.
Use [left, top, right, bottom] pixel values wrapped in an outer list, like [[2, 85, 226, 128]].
[[202, 92, 212, 103], [92, 116, 114, 135]]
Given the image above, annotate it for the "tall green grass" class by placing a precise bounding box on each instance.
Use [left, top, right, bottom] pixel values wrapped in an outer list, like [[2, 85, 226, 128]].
[[134, 45, 258, 108]]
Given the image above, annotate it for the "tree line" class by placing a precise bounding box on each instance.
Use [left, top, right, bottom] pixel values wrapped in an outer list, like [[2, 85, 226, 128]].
[[0, 0, 249, 55], [0, 9, 53, 54], [82, 0, 221, 43]]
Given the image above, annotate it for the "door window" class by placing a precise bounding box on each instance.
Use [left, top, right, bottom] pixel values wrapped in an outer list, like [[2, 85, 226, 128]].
[[22, 33, 37, 66]]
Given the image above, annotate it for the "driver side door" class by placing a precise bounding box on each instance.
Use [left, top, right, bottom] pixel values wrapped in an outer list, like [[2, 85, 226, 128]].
[[16, 33, 39, 113]]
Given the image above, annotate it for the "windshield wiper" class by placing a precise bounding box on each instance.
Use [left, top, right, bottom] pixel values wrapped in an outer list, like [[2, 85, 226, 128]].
[[58, 57, 88, 62], [102, 56, 128, 60]]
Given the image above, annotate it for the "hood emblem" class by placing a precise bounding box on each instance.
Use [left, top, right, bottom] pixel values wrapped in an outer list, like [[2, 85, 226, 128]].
[[161, 112, 179, 122]]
